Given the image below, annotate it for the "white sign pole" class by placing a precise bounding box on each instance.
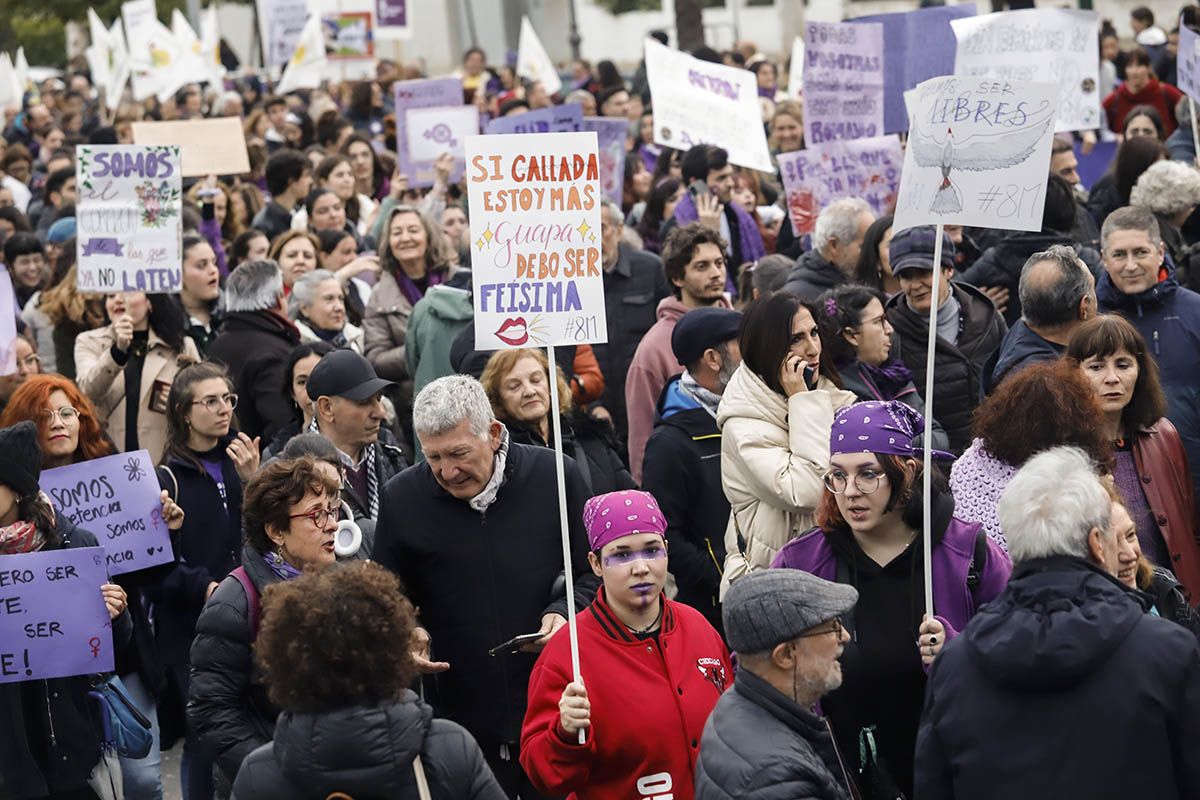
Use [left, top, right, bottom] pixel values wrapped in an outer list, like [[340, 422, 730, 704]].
[[921, 224, 943, 622], [546, 343, 585, 744]]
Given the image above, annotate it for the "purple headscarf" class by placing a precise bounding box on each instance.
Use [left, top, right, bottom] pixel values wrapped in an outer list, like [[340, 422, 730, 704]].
[[583, 490, 668, 552], [830, 401, 954, 460]]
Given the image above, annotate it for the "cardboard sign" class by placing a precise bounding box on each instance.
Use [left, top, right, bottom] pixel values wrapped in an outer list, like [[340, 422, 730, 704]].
[[131, 117, 251, 177], [643, 38, 774, 173], [894, 77, 1057, 233], [580, 117, 629, 205], [40, 450, 172, 575], [803, 21, 885, 144], [466, 132, 608, 350], [953, 9, 1100, 132], [76, 145, 182, 294], [851, 4, 977, 134], [405, 106, 479, 165], [779, 135, 903, 235], [485, 104, 583, 135], [0, 546, 114, 683], [1179, 22, 1200, 103], [395, 78, 464, 188]]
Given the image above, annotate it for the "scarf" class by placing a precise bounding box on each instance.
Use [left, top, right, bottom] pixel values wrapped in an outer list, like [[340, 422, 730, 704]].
[[470, 425, 510, 514], [395, 267, 446, 307], [309, 417, 380, 518], [299, 314, 350, 349], [673, 192, 766, 281], [0, 520, 44, 555], [264, 549, 304, 581], [851, 359, 915, 401], [679, 370, 723, 420]]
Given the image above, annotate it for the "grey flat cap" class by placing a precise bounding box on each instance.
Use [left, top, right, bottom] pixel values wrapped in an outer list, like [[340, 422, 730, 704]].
[[723, 569, 859, 653]]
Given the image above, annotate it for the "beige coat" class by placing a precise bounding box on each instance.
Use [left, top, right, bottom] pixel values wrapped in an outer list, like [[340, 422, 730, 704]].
[[75, 325, 200, 462], [716, 363, 857, 597]]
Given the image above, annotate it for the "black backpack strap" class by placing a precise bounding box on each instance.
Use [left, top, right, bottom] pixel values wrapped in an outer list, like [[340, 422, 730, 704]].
[[967, 530, 990, 612]]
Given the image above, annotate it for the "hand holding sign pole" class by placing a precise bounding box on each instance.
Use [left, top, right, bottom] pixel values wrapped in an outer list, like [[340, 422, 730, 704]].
[[895, 76, 1056, 620]]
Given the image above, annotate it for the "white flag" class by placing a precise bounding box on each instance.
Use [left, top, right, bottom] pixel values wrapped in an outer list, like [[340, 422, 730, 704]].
[[787, 36, 804, 99], [126, 16, 188, 102], [275, 13, 326, 95], [516, 16, 561, 97], [171, 9, 209, 83], [86, 8, 112, 90], [0, 54, 23, 109], [105, 19, 132, 110], [199, 6, 226, 89], [13, 48, 29, 93]]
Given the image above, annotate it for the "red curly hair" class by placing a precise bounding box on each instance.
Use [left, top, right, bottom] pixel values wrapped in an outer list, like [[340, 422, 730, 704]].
[[0, 375, 114, 463]]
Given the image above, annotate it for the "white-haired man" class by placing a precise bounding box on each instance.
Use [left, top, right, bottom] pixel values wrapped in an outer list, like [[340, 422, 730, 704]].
[[915, 446, 1200, 800], [373, 374, 597, 800], [781, 197, 874, 301]]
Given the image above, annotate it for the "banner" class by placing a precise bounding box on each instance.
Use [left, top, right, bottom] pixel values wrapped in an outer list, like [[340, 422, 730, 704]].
[[395, 78, 464, 188], [894, 77, 1057, 233], [131, 118, 250, 177], [76, 145, 182, 294], [779, 135, 903, 235], [322, 12, 373, 60], [643, 38, 774, 173], [851, 4, 977, 133], [0, 547, 113, 684], [803, 21, 885, 144], [953, 9, 1100, 132], [406, 106, 479, 169], [1179, 22, 1200, 102], [466, 132, 607, 350], [517, 16, 562, 97], [580, 117, 628, 205], [256, 0, 308, 69], [485, 104, 583, 135]]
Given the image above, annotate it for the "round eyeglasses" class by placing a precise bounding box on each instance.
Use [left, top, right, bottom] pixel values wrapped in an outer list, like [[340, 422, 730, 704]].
[[822, 470, 884, 495]]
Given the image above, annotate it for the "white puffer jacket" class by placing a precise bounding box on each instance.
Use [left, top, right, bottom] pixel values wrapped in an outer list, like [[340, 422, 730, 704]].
[[716, 363, 856, 597]]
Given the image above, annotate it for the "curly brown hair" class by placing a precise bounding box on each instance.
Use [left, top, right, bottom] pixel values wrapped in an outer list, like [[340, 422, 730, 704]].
[[242, 455, 341, 553], [255, 561, 418, 713], [971, 360, 1111, 467]]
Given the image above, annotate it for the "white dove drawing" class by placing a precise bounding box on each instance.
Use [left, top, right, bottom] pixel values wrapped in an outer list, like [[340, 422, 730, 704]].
[[908, 100, 1056, 215]]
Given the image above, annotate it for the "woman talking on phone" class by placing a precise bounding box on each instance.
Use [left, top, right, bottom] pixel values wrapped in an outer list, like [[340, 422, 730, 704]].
[[521, 490, 731, 800], [717, 293, 857, 593]]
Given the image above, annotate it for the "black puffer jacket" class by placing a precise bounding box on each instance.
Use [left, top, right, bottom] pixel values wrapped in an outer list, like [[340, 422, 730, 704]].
[[188, 545, 283, 790], [232, 692, 507, 800], [885, 283, 1007, 453], [781, 248, 847, 302], [208, 311, 302, 442], [506, 412, 635, 496], [695, 669, 852, 800]]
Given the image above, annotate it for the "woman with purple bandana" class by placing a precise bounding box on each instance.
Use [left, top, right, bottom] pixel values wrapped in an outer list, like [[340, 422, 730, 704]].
[[521, 490, 731, 800], [771, 400, 1011, 799]]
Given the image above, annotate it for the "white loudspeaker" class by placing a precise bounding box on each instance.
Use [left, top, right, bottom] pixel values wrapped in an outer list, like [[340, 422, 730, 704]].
[[334, 501, 362, 557]]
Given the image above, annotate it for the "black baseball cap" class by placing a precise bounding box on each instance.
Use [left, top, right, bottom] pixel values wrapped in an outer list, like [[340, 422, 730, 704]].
[[672, 307, 742, 366], [306, 349, 394, 402]]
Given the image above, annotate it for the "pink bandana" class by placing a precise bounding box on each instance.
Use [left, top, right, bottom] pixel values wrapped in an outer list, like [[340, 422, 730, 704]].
[[582, 490, 668, 552]]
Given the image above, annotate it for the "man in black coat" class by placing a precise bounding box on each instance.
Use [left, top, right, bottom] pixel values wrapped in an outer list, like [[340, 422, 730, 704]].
[[781, 197, 874, 301], [373, 375, 599, 800], [593, 202, 670, 444], [884, 227, 1007, 453], [642, 307, 741, 633], [208, 259, 301, 442], [916, 446, 1200, 799]]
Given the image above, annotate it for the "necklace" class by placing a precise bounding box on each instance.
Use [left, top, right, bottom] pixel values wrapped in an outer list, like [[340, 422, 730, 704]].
[[624, 604, 663, 635]]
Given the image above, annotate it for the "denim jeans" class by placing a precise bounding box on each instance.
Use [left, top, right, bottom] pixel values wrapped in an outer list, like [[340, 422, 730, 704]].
[[117, 673, 163, 800]]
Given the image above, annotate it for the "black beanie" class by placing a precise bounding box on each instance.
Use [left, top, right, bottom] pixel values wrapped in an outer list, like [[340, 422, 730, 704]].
[[0, 422, 43, 498]]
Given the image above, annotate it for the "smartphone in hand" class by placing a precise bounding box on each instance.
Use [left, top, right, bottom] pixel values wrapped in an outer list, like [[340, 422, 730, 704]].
[[688, 179, 711, 200], [488, 632, 545, 657]]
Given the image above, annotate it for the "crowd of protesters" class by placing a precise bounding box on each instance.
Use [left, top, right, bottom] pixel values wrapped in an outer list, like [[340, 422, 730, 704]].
[[3, 5, 1200, 800]]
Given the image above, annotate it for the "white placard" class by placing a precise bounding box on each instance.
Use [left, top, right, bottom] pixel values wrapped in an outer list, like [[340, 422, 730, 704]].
[[952, 9, 1100, 133], [1178, 22, 1200, 103], [894, 76, 1057, 233], [405, 105, 480, 163], [466, 132, 607, 351], [803, 21, 885, 144], [643, 38, 774, 173]]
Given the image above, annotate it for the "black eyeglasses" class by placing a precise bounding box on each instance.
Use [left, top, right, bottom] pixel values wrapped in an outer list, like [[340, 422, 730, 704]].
[[796, 617, 844, 639]]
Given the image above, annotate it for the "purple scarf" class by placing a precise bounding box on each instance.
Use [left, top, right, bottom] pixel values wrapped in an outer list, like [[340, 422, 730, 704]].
[[673, 192, 767, 294], [395, 267, 445, 307], [639, 142, 663, 172]]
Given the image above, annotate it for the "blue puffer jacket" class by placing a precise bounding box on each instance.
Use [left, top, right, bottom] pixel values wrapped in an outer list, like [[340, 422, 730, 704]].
[[1097, 267, 1200, 496]]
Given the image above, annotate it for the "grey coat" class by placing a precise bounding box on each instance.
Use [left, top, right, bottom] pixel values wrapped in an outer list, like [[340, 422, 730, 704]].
[[695, 670, 853, 800]]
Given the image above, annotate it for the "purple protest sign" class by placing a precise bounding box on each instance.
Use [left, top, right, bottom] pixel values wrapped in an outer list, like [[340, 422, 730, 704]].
[[40, 450, 171, 575], [778, 135, 903, 235], [395, 78, 464, 188], [485, 104, 583, 135], [803, 21, 884, 145], [580, 117, 628, 205], [0, 546, 113, 683], [375, 0, 406, 28]]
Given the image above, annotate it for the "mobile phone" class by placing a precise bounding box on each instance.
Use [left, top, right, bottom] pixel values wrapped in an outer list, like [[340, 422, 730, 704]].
[[488, 632, 544, 657], [803, 365, 816, 390], [687, 179, 711, 200]]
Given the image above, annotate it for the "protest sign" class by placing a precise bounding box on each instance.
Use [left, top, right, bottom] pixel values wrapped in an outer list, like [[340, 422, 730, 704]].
[[406, 106, 479, 167], [517, 16, 563, 97], [1178, 22, 1200, 102], [395, 78, 464, 188], [256, 0, 309, 69], [76, 145, 182, 294], [376, 0, 410, 37], [485, 104, 583, 135], [851, 4, 977, 133], [466, 132, 607, 351], [893, 77, 1057, 233], [0, 546, 113, 684], [803, 21, 885, 144], [0, 269, 17, 376], [643, 38, 774, 173], [580, 117, 628, 205], [953, 9, 1100, 132], [323, 12, 373, 59], [778, 135, 903, 235], [1073, 139, 1118, 191], [132, 117, 251, 177], [40, 451, 172, 575]]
